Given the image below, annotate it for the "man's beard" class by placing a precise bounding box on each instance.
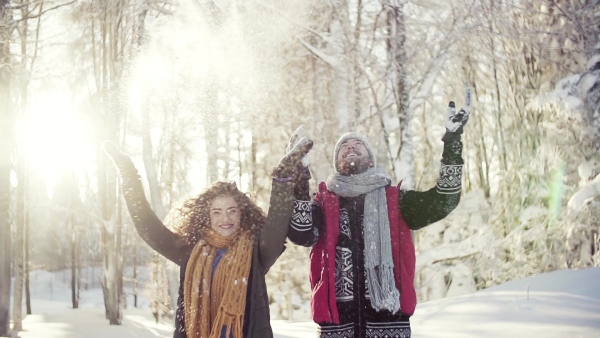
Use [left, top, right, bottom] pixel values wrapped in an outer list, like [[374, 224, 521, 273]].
[[337, 157, 371, 175]]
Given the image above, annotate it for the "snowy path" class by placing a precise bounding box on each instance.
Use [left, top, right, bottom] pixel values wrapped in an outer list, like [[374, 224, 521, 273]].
[[17, 307, 321, 338], [19, 308, 174, 338], [13, 267, 600, 338]]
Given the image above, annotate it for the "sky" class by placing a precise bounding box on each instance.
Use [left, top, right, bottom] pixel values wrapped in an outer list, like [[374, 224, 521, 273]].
[[10, 266, 600, 338]]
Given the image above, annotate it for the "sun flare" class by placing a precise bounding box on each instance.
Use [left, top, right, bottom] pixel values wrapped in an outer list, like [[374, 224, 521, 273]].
[[22, 92, 94, 193]]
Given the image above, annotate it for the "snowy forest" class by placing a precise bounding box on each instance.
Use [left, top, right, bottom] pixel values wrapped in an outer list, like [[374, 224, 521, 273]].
[[1, 0, 599, 336]]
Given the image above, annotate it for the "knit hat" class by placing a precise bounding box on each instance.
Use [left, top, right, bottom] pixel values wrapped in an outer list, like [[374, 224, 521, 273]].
[[333, 132, 375, 172]]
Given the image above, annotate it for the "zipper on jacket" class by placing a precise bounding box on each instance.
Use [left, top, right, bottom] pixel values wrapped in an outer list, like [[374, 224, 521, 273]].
[[352, 197, 365, 338], [322, 195, 335, 323], [356, 252, 364, 338]]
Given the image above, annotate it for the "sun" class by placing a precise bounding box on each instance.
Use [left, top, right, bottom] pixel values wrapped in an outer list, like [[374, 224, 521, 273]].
[[22, 92, 95, 196]]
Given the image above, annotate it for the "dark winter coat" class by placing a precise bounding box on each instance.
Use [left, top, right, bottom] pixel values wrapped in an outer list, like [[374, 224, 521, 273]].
[[120, 176, 294, 338]]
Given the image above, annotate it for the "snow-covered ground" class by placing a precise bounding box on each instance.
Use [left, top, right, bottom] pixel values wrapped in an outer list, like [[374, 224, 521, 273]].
[[10, 267, 600, 338]]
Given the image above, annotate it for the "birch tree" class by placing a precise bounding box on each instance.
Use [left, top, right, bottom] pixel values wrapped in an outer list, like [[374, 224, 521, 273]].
[[83, 0, 175, 323], [385, 0, 413, 187], [0, 0, 12, 335], [12, 0, 35, 330], [75, 0, 138, 324]]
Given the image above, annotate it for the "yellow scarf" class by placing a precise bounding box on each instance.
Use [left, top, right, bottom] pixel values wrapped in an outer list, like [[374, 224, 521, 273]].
[[183, 229, 254, 338]]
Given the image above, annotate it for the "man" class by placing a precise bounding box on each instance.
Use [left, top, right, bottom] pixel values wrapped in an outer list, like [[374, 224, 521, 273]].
[[287, 96, 470, 338]]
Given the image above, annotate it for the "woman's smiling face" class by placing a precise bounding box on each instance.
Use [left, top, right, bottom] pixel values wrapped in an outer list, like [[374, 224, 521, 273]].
[[209, 196, 241, 237]]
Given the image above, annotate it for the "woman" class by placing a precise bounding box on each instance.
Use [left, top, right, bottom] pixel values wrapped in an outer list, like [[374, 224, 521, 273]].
[[103, 136, 312, 338]]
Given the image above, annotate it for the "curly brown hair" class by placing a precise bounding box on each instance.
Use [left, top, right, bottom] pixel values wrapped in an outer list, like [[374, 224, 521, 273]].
[[167, 181, 266, 245]]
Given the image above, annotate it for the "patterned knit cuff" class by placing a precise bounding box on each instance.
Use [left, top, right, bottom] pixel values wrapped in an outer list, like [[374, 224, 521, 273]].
[[442, 138, 464, 165], [290, 199, 313, 231], [436, 163, 462, 194]]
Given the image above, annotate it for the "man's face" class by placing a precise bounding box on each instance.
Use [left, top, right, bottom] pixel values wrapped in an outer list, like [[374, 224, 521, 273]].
[[336, 138, 372, 175]]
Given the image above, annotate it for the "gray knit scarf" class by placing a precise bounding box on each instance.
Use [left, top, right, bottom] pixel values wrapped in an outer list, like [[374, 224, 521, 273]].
[[326, 167, 401, 313]]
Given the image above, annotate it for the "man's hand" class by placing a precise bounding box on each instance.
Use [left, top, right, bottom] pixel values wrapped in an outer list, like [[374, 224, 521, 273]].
[[445, 87, 471, 134]]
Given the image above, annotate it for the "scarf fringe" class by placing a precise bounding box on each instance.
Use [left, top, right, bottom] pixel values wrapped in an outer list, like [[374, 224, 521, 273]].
[[367, 266, 400, 313], [211, 308, 244, 338]]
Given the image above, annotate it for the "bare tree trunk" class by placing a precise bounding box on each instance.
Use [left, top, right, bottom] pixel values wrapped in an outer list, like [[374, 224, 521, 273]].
[[485, 0, 508, 172], [237, 121, 244, 185], [71, 213, 79, 309], [101, 217, 121, 324], [100, 167, 121, 324], [132, 245, 138, 308], [163, 123, 180, 313], [12, 37, 25, 338], [24, 210, 30, 315], [139, 124, 176, 312], [224, 110, 232, 176], [116, 195, 124, 310], [330, 3, 352, 133], [141, 109, 166, 218], [0, 178, 9, 338], [12, 0, 34, 328], [352, 0, 362, 126], [100, 131, 121, 323], [206, 86, 220, 183], [387, 0, 413, 188], [0, 178, 10, 338], [0, 0, 11, 334], [299, 1, 352, 134], [12, 145, 25, 333], [94, 0, 138, 324], [251, 133, 257, 191], [134, 8, 178, 311]]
